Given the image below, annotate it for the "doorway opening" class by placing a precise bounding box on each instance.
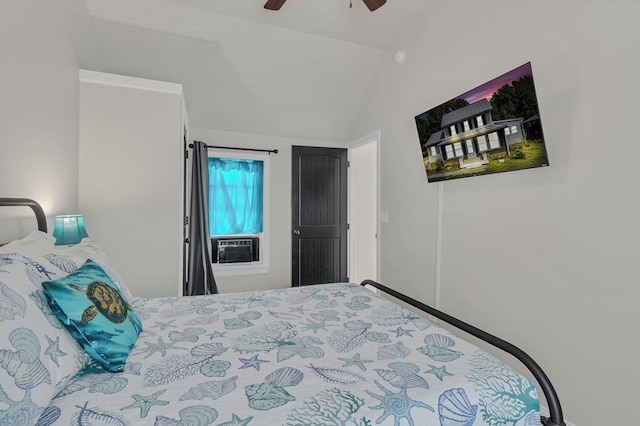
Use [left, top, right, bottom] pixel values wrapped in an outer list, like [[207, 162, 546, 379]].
[[348, 131, 380, 283]]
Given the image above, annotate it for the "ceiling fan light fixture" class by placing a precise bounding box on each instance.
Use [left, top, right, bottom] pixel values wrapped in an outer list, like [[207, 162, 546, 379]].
[[264, 0, 287, 11], [362, 0, 387, 12]]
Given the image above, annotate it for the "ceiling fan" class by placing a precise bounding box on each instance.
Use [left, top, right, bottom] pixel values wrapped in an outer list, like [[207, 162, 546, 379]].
[[264, 0, 387, 12]]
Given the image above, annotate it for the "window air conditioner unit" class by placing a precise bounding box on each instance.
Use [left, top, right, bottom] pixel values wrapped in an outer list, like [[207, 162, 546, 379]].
[[211, 236, 260, 264]]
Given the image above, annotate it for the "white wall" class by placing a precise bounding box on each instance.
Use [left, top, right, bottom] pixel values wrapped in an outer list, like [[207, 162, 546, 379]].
[[190, 127, 342, 293], [349, 2, 640, 425], [0, 0, 86, 239], [79, 74, 184, 298]]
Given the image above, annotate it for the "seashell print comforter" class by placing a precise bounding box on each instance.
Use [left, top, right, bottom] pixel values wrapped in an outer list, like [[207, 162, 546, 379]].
[[42, 283, 541, 426]]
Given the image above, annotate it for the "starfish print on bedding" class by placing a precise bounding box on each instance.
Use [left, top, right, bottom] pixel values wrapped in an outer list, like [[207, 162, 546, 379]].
[[332, 291, 346, 297], [153, 320, 176, 330], [302, 319, 328, 334], [218, 413, 254, 425], [338, 353, 373, 371], [367, 380, 434, 426], [223, 305, 240, 312], [238, 354, 270, 371], [390, 327, 415, 338], [288, 306, 308, 314], [424, 364, 453, 381], [139, 336, 184, 358], [207, 331, 226, 340], [45, 334, 67, 367], [121, 390, 169, 418]]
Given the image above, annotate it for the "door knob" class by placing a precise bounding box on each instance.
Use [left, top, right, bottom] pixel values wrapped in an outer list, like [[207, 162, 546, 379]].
[[292, 229, 301, 235]]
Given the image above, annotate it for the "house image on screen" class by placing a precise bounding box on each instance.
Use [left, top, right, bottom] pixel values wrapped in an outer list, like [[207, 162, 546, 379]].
[[424, 99, 524, 169]]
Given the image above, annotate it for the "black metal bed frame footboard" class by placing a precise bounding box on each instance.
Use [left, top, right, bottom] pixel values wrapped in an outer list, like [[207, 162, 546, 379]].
[[0, 197, 48, 233], [360, 279, 565, 426]]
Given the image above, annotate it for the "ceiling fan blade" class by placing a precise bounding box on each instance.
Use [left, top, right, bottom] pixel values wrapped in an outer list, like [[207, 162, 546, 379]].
[[362, 0, 387, 12], [264, 0, 287, 10]]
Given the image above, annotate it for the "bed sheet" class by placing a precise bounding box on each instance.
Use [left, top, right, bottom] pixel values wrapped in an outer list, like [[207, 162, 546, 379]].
[[42, 283, 540, 426]]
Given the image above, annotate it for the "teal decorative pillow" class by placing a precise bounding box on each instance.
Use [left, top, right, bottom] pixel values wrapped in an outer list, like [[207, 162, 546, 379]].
[[42, 260, 143, 372]]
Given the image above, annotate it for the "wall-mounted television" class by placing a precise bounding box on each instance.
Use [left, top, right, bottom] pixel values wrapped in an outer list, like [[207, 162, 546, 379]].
[[415, 62, 549, 183]]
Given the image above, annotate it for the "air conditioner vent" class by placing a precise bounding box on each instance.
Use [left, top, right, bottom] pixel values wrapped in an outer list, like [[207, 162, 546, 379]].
[[211, 237, 259, 264]]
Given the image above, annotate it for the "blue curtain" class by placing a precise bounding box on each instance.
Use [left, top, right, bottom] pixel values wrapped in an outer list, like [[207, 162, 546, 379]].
[[208, 158, 263, 235]]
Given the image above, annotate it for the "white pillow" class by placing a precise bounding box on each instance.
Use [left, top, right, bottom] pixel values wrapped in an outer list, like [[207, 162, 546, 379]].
[[0, 249, 90, 424], [0, 230, 56, 254], [0, 231, 138, 423], [0, 231, 134, 301]]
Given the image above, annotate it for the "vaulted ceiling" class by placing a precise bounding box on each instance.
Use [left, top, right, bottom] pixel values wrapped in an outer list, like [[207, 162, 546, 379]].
[[78, 0, 432, 142]]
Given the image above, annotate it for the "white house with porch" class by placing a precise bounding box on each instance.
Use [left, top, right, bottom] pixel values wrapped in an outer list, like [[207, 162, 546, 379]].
[[424, 99, 524, 169]]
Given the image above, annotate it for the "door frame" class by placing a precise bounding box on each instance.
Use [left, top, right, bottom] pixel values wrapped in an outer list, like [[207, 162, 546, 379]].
[[347, 130, 381, 282]]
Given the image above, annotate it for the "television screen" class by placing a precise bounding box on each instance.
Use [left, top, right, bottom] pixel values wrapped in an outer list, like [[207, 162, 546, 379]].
[[415, 62, 549, 183]]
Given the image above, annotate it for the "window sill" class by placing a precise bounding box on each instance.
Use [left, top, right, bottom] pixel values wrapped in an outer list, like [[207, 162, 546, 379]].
[[212, 262, 269, 277]]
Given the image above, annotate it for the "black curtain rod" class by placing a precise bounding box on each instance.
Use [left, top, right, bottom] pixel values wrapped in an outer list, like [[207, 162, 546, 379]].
[[190, 141, 278, 155]]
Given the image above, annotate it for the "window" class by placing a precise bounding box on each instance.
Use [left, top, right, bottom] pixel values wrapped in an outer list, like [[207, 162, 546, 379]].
[[445, 144, 454, 158], [208, 157, 263, 235], [476, 115, 484, 127], [463, 121, 470, 132], [449, 125, 457, 136], [429, 146, 438, 157], [466, 140, 474, 154], [511, 125, 518, 134], [477, 136, 488, 152], [207, 151, 270, 275], [452, 142, 463, 156], [504, 127, 511, 136], [488, 132, 500, 149]]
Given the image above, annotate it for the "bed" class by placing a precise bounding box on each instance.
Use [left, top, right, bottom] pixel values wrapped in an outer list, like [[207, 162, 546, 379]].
[[0, 198, 565, 426]]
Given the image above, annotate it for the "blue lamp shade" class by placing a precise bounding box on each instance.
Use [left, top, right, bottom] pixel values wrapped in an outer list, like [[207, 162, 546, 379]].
[[53, 215, 89, 245]]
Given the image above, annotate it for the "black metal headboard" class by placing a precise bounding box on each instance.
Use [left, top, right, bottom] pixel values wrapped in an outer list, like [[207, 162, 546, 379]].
[[0, 198, 47, 233]]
